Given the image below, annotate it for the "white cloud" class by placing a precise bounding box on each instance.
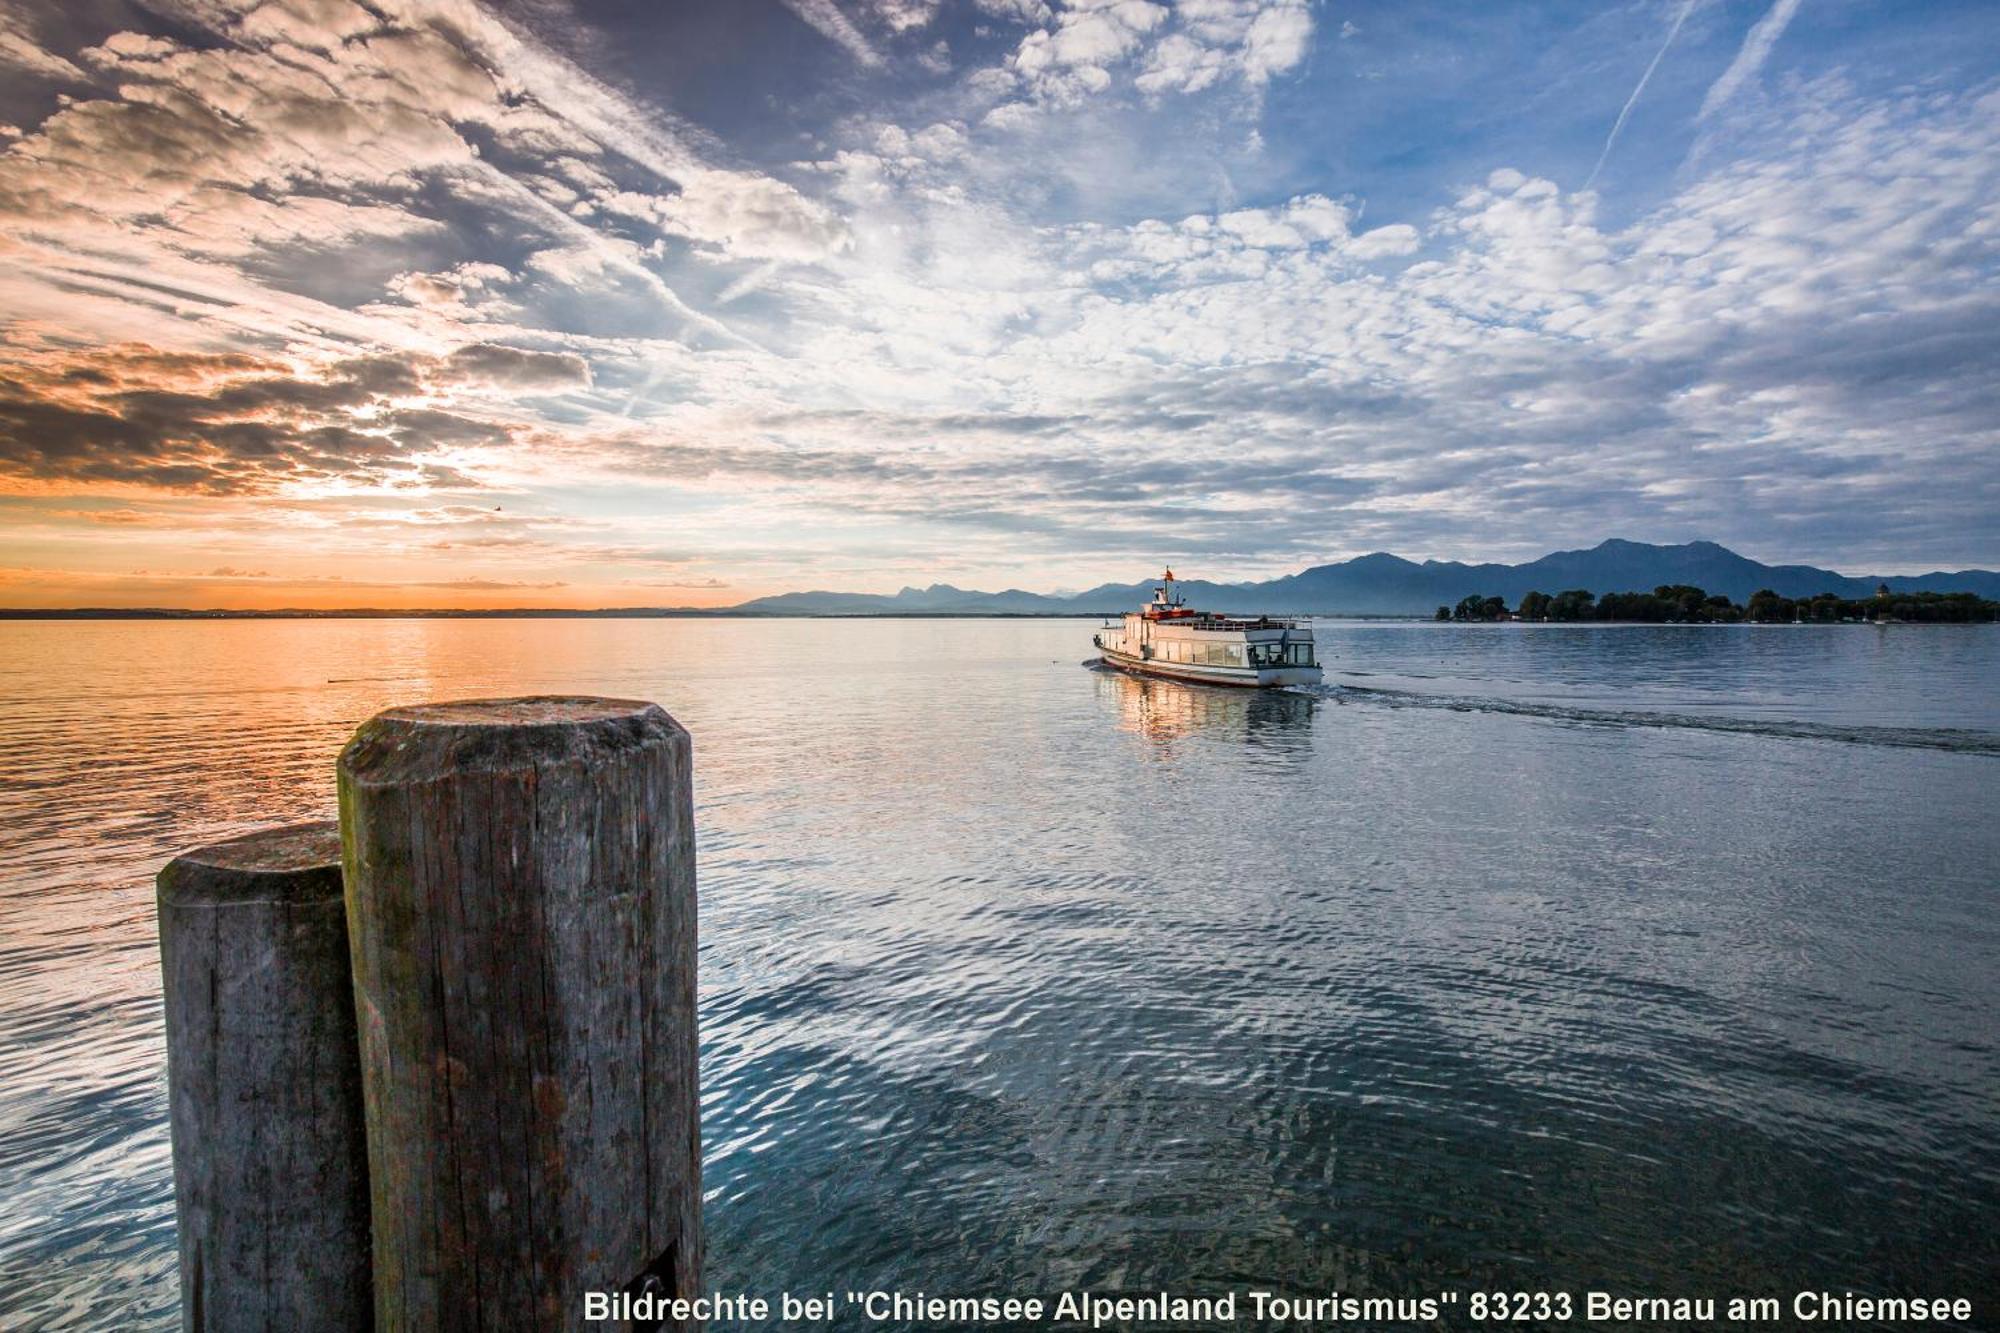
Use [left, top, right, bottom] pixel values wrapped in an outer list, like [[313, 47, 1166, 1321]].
[[974, 0, 1054, 20], [1346, 224, 1420, 260], [1007, 0, 1312, 105], [391, 262, 515, 310], [1135, 33, 1231, 94], [1240, 2, 1312, 83], [233, 0, 380, 48], [1007, 2, 1166, 104], [162, 190, 446, 259], [914, 39, 953, 74], [606, 172, 851, 263], [1215, 195, 1349, 247], [864, 0, 942, 32]]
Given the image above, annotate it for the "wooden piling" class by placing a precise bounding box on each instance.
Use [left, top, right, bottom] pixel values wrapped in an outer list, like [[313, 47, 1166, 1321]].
[[337, 697, 700, 1331], [156, 820, 372, 1333]]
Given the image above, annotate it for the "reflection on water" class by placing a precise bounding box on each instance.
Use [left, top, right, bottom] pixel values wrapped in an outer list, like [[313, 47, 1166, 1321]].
[[1, 619, 1996, 1329], [1095, 665, 1316, 751]]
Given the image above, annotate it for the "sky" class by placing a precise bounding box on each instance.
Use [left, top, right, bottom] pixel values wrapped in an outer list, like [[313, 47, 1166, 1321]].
[[0, 0, 1996, 608]]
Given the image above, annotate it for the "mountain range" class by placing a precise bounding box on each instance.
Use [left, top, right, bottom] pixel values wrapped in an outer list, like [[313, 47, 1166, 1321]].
[[730, 540, 2000, 616]]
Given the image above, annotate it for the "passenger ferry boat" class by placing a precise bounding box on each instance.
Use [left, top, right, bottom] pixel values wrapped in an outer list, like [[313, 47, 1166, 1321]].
[[1094, 570, 1322, 688]]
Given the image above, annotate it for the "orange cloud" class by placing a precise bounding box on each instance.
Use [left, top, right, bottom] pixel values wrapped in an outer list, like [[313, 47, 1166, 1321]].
[[0, 339, 585, 495]]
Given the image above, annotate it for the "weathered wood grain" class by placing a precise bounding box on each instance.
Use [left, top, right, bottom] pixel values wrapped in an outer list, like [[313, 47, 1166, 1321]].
[[338, 697, 700, 1332], [156, 820, 372, 1333]]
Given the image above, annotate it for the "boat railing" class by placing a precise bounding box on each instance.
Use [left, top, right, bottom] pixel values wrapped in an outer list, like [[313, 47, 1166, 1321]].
[[1153, 614, 1313, 631]]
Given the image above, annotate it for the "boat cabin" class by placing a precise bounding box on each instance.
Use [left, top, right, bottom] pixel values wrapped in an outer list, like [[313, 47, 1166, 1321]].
[[1094, 571, 1321, 688]]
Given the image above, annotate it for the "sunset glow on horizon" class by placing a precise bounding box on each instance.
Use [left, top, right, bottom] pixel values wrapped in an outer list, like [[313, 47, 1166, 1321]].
[[1, 0, 1995, 609]]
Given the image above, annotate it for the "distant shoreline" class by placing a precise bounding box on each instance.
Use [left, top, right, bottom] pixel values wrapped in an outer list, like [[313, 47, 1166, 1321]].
[[0, 608, 1129, 621], [8, 541, 1994, 622], [0, 609, 1415, 622], [3, 608, 1993, 624]]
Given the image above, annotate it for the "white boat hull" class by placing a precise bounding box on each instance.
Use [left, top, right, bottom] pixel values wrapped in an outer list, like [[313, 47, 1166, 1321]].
[[1099, 646, 1322, 689]]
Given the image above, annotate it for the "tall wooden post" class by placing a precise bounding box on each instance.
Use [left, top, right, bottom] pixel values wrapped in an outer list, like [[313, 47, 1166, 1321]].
[[156, 820, 372, 1333], [337, 697, 701, 1331]]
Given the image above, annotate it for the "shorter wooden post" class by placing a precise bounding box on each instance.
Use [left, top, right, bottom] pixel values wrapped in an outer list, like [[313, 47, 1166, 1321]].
[[157, 821, 371, 1333]]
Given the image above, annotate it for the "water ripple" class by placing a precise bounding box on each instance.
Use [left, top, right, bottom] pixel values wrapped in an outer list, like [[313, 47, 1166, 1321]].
[[1311, 683, 2000, 753]]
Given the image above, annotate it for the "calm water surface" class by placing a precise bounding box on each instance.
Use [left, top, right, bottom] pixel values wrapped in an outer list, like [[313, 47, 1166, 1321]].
[[0, 619, 1995, 1328]]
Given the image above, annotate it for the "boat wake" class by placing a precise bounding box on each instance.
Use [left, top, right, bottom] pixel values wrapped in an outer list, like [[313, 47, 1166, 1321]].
[[1293, 683, 2000, 755]]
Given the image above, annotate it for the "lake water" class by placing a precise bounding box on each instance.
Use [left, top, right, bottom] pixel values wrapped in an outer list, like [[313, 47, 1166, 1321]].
[[0, 619, 1995, 1328]]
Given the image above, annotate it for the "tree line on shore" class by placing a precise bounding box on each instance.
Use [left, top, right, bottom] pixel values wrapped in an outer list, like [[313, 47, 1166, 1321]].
[[1435, 584, 2000, 624]]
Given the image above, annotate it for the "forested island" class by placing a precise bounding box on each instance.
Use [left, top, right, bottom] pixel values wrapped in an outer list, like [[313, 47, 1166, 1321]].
[[1436, 584, 2000, 624]]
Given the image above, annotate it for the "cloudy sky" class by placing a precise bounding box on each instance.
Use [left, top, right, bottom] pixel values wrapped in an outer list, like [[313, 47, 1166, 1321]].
[[0, 0, 1995, 607]]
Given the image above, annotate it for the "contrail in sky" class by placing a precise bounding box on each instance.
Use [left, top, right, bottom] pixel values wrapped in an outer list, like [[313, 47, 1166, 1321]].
[[1700, 0, 1805, 119], [779, 0, 884, 67], [1586, 0, 1699, 189]]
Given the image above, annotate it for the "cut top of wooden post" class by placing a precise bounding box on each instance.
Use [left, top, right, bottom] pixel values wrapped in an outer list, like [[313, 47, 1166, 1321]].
[[156, 820, 342, 905], [339, 695, 685, 786]]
